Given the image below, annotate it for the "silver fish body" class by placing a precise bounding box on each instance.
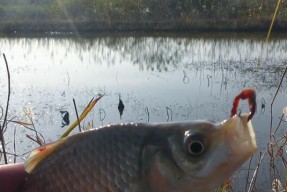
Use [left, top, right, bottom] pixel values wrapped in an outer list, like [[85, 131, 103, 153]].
[[22, 114, 256, 192]]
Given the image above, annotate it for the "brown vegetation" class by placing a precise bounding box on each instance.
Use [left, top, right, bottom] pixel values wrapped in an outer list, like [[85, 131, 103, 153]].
[[0, 0, 287, 32]]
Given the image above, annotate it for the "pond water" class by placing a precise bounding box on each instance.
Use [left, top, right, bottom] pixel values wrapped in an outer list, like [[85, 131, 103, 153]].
[[1, 32, 287, 191]]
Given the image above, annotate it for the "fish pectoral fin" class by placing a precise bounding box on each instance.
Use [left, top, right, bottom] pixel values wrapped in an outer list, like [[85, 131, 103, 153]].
[[25, 138, 67, 173]]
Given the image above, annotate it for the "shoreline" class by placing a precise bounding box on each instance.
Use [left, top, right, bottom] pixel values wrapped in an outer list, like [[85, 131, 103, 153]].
[[1, 18, 287, 35]]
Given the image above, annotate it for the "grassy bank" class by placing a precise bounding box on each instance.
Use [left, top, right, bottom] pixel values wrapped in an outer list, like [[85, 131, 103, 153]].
[[0, 0, 287, 33], [1, 17, 287, 33]]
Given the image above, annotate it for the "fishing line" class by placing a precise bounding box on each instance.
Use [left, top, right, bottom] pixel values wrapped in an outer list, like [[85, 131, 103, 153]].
[[255, 0, 282, 74], [266, 0, 282, 45]]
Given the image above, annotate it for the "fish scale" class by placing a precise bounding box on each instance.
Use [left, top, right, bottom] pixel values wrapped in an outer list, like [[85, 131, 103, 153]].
[[22, 124, 152, 192], [22, 115, 257, 192]]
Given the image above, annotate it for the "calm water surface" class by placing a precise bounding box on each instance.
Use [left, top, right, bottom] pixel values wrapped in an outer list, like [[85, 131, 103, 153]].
[[1, 33, 287, 191]]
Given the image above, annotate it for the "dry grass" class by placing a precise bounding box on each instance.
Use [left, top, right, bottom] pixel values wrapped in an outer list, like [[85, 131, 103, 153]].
[[0, 3, 286, 190]]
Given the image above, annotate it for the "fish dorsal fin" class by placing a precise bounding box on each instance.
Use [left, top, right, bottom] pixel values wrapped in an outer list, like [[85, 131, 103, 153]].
[[25, 138, 67, 173]]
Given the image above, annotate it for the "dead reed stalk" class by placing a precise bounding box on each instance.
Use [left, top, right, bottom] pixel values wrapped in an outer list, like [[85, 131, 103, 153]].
[[0, 53, 11, 164]]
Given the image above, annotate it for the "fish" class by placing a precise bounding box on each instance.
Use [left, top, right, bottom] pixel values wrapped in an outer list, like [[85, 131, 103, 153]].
[[21, 113, 257, 192]]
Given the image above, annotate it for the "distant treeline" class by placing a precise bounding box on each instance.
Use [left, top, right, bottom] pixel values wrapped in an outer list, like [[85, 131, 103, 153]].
[[0, 0, 287, 32]]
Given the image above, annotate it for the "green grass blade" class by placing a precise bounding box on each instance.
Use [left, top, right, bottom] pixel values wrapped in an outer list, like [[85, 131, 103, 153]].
[[60, 95, 103, 138]]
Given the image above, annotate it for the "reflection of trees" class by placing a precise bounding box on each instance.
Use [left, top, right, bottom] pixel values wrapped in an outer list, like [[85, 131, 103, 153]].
[[97, 35, 287, 88], [109, 37, 187, 72], [2, 34, 287, 89]]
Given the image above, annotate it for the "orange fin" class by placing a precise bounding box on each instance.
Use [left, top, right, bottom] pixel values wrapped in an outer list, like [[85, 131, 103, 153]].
[[25, 138, 67, 173]]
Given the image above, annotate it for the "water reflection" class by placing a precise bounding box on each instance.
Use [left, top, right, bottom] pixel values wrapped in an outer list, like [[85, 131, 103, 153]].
[[60, 111, 70, 127], [0, 33, 287, 190], [1, 34, 286, 89], [117, 94, 125, 119]]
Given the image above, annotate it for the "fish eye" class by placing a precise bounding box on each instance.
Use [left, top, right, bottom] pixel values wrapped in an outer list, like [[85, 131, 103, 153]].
[[184, 132, 206, 156], [188, 140, 204, 155]]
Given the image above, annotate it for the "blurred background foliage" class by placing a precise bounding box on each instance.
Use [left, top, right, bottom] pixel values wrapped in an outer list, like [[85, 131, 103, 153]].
[[0, 0, 286, 31]]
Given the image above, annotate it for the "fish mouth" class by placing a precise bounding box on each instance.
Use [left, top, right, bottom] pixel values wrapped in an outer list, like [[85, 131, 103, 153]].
[[216, 113, 257, 177], [196, 113, 257, 182], [222, 113, 257, 156]]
